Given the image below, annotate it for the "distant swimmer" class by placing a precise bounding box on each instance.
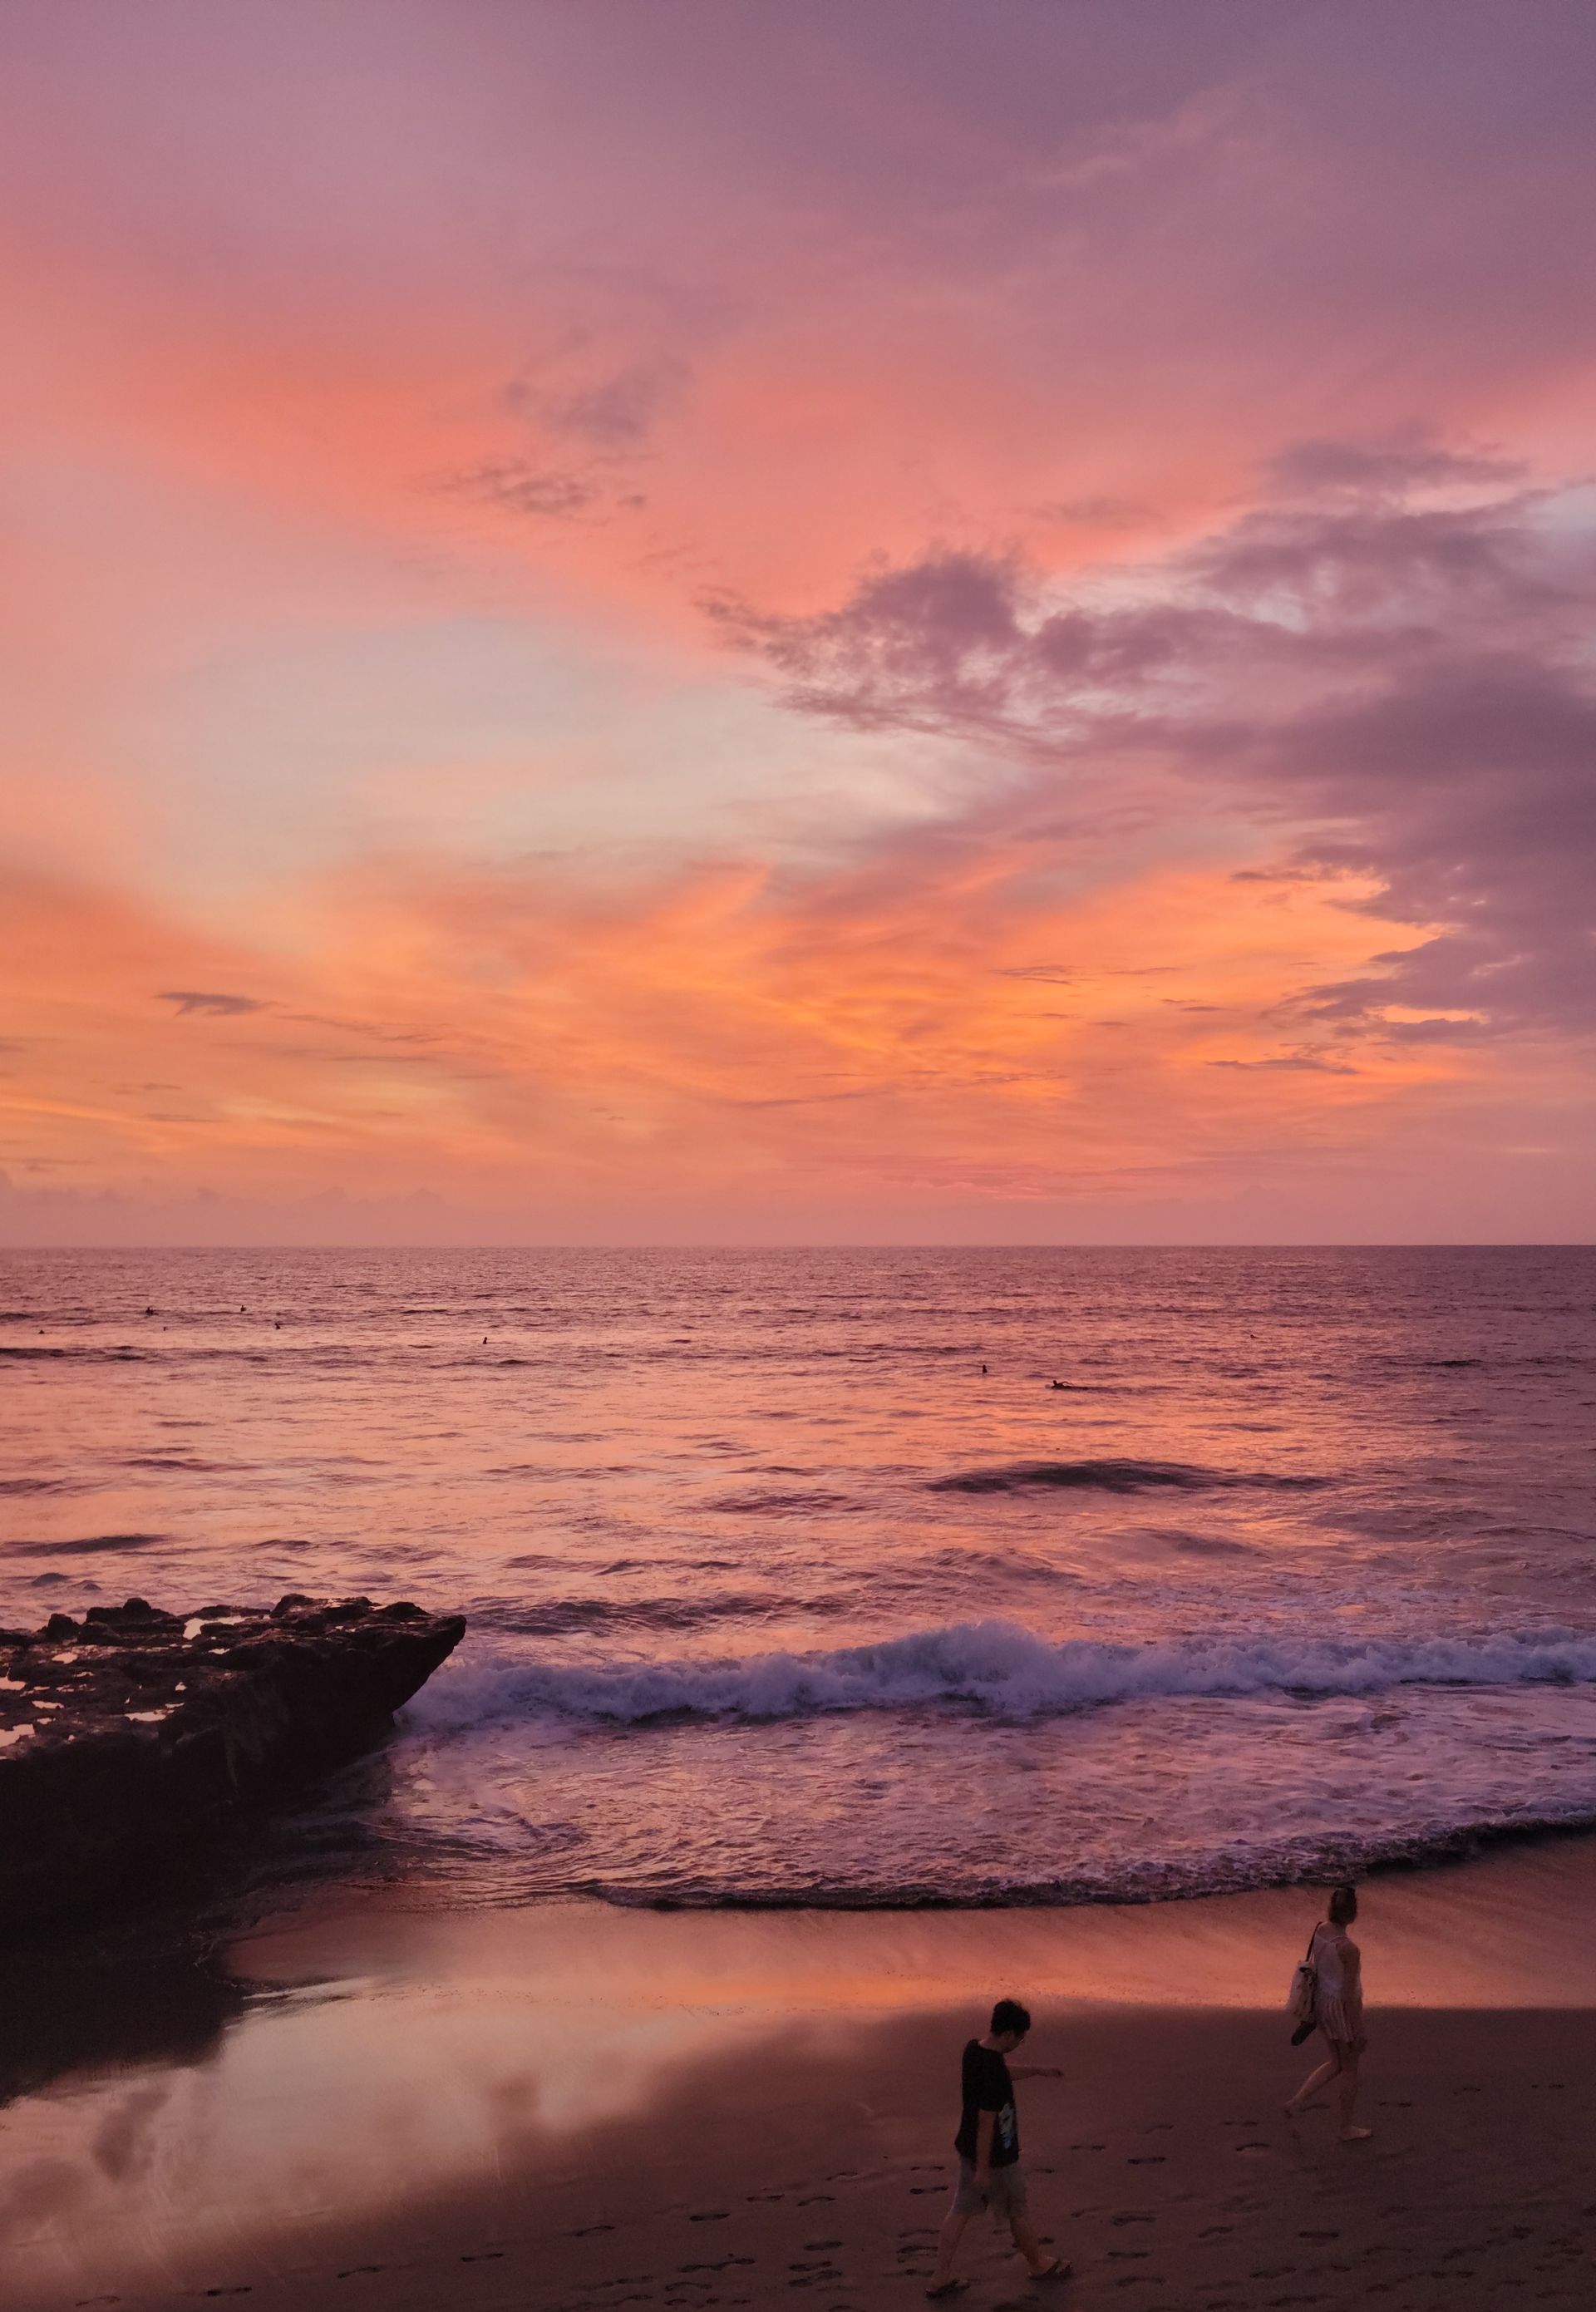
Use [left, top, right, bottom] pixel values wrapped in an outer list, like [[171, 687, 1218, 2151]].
[[145, 1305, 155, 1317], [981, 1363, 988, 1374], [1050, 1378, 1065, 1389], [482, 1335, 488, 1346], [274, 1320, 282, 1329]]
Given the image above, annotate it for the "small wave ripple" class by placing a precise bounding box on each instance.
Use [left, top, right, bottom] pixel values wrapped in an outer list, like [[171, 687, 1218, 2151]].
[[929, 1457, 1325, 1494], [9, 1531, 169, 1556]]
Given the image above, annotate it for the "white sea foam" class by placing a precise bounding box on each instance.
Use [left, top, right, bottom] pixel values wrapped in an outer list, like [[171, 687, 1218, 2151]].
[[409, 1616, 1596, 1732]]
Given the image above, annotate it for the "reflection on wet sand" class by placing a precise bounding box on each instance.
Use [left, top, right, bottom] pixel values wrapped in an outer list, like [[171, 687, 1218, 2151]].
[[6, 1836, 1596, 2306], [0, 1939, 246, 2112]]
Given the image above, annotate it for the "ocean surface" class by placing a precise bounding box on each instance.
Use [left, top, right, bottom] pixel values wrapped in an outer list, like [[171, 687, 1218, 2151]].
[[4, 1245, 1595, 1912]]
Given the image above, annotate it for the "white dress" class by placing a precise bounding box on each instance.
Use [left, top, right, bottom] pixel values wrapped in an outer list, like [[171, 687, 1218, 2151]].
[[1310, 1925, 1360, 2043]]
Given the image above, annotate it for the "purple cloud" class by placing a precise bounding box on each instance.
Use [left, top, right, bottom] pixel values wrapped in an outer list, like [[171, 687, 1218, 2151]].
[[1261, 436, 1522, 500], [720, 460, 1596, 1043]]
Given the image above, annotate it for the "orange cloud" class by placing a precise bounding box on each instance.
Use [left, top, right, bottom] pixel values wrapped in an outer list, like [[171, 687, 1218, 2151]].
[[0, 829, 1461, 1225]]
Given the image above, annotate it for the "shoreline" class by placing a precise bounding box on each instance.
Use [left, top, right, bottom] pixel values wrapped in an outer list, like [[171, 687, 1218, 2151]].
[[7, 1834, 1596, 2307], [568, 1801, 1596, 1909]]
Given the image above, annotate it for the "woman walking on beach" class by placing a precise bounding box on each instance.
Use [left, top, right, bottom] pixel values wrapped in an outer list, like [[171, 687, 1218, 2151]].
[[1286, 1884, 1372, 2142]]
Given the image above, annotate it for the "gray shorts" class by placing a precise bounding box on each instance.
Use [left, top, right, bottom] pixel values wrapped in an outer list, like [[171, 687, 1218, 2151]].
[[953, 2157, 1027, 2216]]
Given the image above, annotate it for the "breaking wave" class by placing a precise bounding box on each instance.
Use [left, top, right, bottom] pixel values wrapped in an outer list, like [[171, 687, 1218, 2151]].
[[410, 1616, 1596, 1731]]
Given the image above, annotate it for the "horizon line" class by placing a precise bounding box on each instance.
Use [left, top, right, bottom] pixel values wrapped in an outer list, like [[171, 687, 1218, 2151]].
[[3, 1240, 1593, 1255]]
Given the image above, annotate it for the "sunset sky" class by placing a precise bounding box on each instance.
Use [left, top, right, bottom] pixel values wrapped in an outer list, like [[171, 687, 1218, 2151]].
[[3, 0, 1594, 1243]]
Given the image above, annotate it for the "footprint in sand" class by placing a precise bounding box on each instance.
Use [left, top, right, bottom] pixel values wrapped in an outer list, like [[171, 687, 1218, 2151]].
[[460, 2250, 504, 2262], [573, 2222, 616, 2236], [75, 2300, 121, 2308], [336, 2270, 382, 2282], [201, 2293, 252, 2300], [746, 2192, 785, 2204], [804, 2241, 842, 2250], [1069, 2142, 1106, 2152], [1113, 2214, 1154, 2227], [1234, 2142, 1272, 2154], [797, 2196, 835, 2206], [1126, 2155, 1165, 2166], [1108, 2248, 1150, 2260], [689, 2211, 731, 2222], [1298, 2231, 1338, 2241]]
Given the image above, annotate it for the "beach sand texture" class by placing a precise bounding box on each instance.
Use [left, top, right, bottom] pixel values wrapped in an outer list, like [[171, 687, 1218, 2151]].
[[5, 1841, 1596, 2311]]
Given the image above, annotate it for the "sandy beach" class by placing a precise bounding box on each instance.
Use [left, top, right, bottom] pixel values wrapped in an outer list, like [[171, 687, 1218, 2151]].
[[6, 1839, 1596, 2311]]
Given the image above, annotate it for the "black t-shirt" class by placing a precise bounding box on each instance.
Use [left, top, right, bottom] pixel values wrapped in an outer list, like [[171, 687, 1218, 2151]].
[[953, 2038, 1019, 2167]]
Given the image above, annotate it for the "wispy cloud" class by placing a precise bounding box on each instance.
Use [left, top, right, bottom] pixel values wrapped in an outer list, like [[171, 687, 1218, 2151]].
[[433, 458, 601, 520], [156, 990, 267, 1018]]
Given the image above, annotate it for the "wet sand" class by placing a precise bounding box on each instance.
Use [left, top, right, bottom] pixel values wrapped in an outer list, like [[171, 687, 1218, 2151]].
[[7, 1838, 1596, 2309]]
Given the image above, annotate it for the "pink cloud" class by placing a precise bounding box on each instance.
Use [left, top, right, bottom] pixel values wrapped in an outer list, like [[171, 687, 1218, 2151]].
[[0, 4, 1593, 1236]]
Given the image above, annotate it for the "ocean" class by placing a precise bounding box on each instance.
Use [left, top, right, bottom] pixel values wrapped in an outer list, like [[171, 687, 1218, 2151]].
[[3, 1245, 1595, 1912]]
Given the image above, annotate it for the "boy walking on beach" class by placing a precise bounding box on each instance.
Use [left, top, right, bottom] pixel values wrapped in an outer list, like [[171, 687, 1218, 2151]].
[[924, 1999, 1069, 2299]]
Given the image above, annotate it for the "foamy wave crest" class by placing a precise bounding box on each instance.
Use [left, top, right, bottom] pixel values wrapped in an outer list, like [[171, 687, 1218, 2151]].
[[410, 1617, 1596, 1731]]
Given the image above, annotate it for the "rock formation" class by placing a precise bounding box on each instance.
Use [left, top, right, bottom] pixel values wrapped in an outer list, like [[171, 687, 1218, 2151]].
[[0, 1594, 465, 1934]]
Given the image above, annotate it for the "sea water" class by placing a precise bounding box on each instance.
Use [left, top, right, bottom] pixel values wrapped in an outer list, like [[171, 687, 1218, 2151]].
[[3, 1245, 1594, 1908]]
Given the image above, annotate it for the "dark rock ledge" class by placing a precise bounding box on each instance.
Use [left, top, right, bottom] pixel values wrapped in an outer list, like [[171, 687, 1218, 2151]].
[[0, 1594, 465, 1935]]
